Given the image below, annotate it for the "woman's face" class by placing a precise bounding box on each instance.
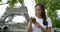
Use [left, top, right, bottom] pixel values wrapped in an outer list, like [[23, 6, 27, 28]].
[[35, 5, 42, 17]]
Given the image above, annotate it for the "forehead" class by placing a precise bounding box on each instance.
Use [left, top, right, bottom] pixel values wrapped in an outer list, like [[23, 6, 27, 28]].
[[35, 5, 41, 9]]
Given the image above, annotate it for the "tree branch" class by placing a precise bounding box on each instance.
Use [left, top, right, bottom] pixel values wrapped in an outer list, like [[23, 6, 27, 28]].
[[0, 3, 8, 5]]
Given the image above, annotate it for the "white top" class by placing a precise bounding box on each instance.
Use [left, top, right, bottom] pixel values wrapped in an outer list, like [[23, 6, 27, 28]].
[[28, 16, 52, 32]]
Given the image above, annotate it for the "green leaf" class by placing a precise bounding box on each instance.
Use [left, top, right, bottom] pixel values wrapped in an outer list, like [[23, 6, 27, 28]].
[[9, 3, 14, 8], [7, 0, 17, 8], [35, 0, 41, 3], [18, 0, 24, 4], [0, 0, 1, 2]]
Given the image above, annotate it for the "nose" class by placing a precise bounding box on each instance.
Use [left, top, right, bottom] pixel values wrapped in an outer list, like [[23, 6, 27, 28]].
[[36, 10, 39, 13]]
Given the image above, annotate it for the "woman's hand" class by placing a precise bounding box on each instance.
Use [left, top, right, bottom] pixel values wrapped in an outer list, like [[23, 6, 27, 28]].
[[27, 17, 33, 32], [33, 22, 41, 28], [30, 17, 33, 24]]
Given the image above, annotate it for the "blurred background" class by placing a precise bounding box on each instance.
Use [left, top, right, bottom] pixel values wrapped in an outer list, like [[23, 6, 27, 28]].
[[0, 0, 60, 32]]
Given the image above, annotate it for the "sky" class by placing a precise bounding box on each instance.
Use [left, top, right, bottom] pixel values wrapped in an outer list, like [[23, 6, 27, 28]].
[[0, 0, 60, 23]]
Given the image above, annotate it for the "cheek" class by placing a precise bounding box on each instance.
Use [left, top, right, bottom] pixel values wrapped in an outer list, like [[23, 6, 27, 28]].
[[35, 11, 38, 14], [35, 11, 40, 16], [35, 10, 41, 14], [39, 11, 41, 14], [35, 11, 37, 16]]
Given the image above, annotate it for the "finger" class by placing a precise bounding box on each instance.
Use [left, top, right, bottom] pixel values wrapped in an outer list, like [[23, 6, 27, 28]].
[[29, 17, 33, 23]]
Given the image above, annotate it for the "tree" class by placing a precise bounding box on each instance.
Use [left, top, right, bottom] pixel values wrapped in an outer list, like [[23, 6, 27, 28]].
[[0, 0, 24, 8], [35, 0, 60, 28]]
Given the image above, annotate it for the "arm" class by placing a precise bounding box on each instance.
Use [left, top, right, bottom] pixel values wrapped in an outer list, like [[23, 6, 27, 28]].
[[38, 25, 51, 32], [27, 23, 32, 32], [27, 17, 33, 32]]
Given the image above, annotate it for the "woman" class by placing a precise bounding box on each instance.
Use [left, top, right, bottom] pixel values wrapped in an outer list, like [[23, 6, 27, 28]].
[[27, 3, 52, 32]]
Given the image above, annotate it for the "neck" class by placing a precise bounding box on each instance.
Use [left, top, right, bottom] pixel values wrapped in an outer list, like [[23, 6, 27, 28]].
[[37, 16, 42, 18]]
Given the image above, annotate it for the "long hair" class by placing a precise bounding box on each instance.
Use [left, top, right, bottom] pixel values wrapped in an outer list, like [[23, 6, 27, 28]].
[[35, 3, 48, 26]]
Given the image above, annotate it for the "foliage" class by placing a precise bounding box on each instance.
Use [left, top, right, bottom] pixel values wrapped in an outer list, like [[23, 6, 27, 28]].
[[18, 0, 24, 4], [0, 0, 1, 2], [7, 0, 17, 8], [0, 0, 24, 8]]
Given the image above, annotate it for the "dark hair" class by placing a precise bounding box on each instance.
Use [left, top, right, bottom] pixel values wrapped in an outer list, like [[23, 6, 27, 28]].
[[35, 3, 48, 26]]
